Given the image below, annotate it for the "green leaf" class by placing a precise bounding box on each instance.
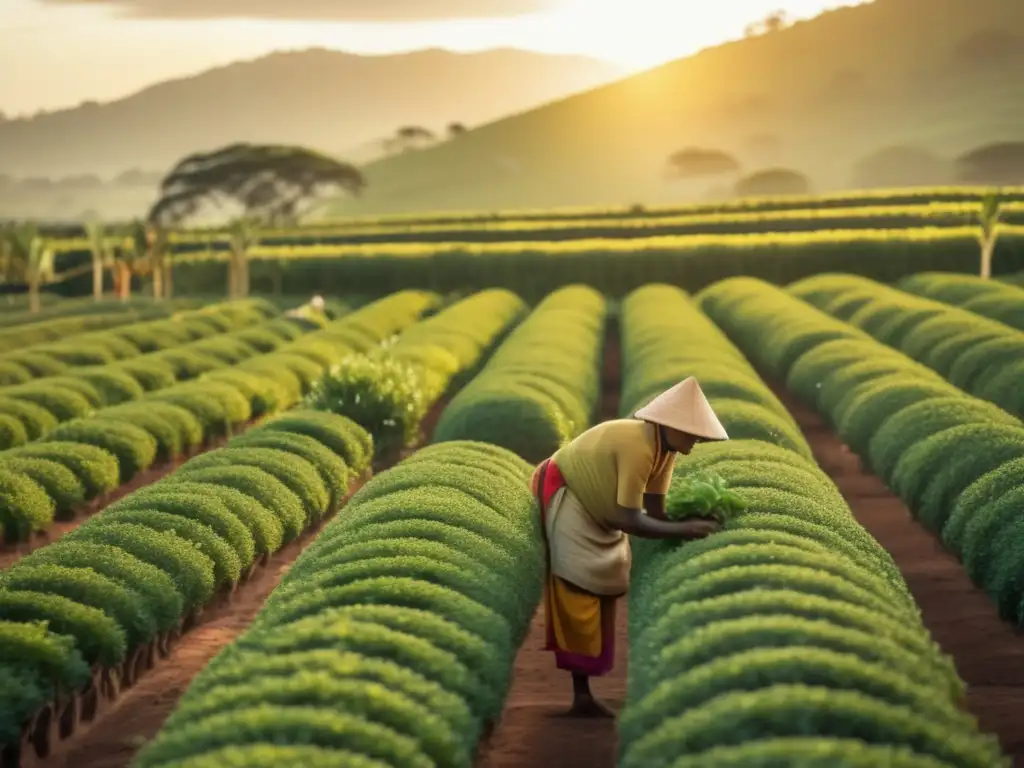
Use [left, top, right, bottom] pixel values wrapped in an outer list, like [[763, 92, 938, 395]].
[[664, 470, 747, 523]]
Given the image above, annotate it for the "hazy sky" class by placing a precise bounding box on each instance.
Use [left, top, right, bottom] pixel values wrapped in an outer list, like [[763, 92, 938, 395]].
[[3, 0, 850, 116]]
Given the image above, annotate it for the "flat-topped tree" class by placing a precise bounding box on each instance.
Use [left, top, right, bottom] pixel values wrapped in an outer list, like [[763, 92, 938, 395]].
[[665, 147, 741, 181], [146, 143, 365, 297], [148, 143, 366, 227]]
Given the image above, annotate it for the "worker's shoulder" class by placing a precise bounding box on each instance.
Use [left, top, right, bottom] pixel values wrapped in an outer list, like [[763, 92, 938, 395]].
[[579, 418, 651, 446]]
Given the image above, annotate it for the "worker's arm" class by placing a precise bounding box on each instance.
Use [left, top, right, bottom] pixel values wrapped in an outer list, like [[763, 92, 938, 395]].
[[643, 493, 667, 521], [606, 505, 719, 540]]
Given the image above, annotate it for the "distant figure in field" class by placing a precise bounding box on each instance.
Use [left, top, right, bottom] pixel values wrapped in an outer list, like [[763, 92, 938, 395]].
[[531, 377, 728, 717]]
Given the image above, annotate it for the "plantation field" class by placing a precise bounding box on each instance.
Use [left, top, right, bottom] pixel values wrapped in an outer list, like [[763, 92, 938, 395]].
[[3, 187, 1024, 767]]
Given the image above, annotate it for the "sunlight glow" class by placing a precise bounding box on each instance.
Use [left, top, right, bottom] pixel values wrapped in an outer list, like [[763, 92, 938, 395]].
[[1, 0, 857, 114]]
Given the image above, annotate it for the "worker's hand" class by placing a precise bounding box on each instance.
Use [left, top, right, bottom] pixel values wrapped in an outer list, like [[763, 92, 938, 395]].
[[678, 519, 721, 538]]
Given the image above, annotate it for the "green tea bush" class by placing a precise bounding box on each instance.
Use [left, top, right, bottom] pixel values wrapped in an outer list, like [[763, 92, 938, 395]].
[[899, 272, 1024, 331], [228, 431, 351, 509], [133, 442, 543, 768], [702, 277, 1024, 628], [43, 419, 157, 484], [791, 273, 1024, 419], [0, 620, 89, 742], [3, 384, 93, 422], [305, 289, 521, 456], [618, 283, 1003, 766], [258, 410, 372, 475], [432, 285, 605, 463], [0, 413, 28, 450], [307, 354, 427, 458], [2, 442, 119, 499], [0, 456, 86, 518], [0, 361, 32, 387], [0, 468, 55, 541]]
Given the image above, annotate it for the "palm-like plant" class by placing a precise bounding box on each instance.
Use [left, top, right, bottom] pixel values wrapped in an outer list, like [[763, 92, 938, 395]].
[[979, 189, 1002, 279], [1, 223, 55, 313], [85, 220, 111, 301], [123, 219, 171, 300], [228, 217, 260, 299]]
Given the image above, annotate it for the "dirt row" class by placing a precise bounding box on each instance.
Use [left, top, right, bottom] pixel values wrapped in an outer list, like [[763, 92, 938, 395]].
[[476, 320, 625, 768]]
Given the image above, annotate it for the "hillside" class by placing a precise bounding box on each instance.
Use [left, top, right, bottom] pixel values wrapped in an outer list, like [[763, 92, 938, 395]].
[[323, 0, 1024, 217], [0, 46, 622, 218]]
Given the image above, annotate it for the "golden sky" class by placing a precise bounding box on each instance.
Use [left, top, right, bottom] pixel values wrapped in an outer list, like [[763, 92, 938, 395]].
[[3, 0, 851, 116]]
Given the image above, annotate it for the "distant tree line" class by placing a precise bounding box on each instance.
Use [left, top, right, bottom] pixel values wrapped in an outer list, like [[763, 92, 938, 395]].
[[664, 140, 1024, 199]]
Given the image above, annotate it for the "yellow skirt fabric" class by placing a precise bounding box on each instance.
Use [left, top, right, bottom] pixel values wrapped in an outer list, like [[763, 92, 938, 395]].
[[547, 575, 603, 657]]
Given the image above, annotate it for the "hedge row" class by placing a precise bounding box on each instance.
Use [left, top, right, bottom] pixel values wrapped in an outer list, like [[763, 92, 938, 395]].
[[0, 303, 197, 352], [615, 285, 1002, 766], [160, 203, 998, 249], [432, 285, 606, 462], [789, 274, 1024, 419], [0, 408, 372, 752], [388, 288, 526, 402], [132, 440, 544, 768], [897, 272, 1024, 332], [0, 291, 434, 541], [209, 184, 1024, 230], [0, 313, 315, 450], [0, 297, 202, 331], [169, 227, 1024, 300], [0, 299, 278, 387], [700, 277, 1024, 629]]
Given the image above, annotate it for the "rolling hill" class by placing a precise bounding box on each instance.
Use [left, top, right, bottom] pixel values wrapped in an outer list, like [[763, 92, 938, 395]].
[[322, 0, 1024, 218], [0, 46, 622, 219]]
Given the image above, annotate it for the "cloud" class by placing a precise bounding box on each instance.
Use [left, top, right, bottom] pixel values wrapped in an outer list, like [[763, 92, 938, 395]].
[[38, 0, 557, 21]]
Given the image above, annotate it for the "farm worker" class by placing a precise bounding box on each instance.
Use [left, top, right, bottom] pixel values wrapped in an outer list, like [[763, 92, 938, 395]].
[[530, 376, 728, 718]]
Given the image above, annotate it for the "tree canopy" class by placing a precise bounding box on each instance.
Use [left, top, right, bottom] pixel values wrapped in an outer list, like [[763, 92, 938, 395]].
[[956, 142, 1024, 185], [734, 167, 811, 197], [147, 143, 366, 227], [666, 147, 741, 179], [851, 145, 951, 188]]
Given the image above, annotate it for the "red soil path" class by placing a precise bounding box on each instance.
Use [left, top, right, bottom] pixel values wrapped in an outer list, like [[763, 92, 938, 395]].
[[773, 385, 1024, 765], [476, 319, 626, 768]]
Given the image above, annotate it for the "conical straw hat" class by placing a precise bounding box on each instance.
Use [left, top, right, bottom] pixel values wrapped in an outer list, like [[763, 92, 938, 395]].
[[634, 377, 728, 440]]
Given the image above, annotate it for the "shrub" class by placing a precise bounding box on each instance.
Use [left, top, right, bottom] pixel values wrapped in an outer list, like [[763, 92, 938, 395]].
[[43, 419, 157, 484], [4, 442, 119, 500], [0, 456, 87, 518], [0, 468, 55, 541], [307, 354, 427, 458], [0, 397, 59, 440], [257, 410, 372, 475]]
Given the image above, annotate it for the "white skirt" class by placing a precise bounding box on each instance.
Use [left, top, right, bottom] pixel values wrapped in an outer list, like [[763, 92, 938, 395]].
[[545, 485, 631, 596]]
